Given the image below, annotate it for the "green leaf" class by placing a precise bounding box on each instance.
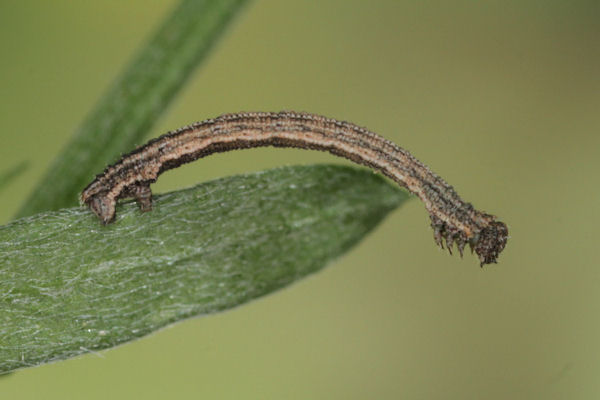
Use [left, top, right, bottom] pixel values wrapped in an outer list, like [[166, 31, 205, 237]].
[[0, 165, 409, 374], [0, 161, 28, 194], [16, 0, 249, 219]]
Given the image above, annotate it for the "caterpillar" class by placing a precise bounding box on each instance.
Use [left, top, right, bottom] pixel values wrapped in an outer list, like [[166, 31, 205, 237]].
[[81, 111, 508, 266]]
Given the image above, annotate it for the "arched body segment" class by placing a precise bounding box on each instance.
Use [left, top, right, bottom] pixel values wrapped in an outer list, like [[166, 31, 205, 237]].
[[81, 111, 508, 265]]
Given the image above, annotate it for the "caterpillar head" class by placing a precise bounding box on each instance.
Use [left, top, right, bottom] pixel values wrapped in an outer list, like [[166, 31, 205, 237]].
[[431, 215, 508, 266], [472, 220, 508, 266]]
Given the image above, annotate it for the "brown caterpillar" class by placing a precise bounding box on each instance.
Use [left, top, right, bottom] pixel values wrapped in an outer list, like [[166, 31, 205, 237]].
[[81, 111, 508, 266]]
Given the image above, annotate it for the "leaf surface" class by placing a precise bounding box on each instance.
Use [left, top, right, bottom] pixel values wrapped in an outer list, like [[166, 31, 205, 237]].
[[1, 165, 409, 373]]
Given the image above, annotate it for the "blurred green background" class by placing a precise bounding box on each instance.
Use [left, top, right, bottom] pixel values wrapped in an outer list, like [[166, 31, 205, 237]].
[[1, 0, 599, 398]]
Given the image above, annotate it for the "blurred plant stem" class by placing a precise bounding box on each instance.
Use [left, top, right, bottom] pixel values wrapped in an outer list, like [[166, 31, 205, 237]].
[[0, 161, 28, 194], [16, 0, 249, 219]]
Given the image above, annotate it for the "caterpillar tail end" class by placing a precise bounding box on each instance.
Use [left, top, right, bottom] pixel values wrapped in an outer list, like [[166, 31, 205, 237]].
[[85, 194, 116, 225]]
